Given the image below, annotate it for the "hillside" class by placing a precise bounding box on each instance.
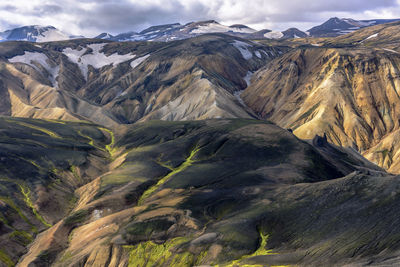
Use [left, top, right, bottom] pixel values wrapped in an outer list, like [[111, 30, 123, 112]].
[[242, 22, 400, 173], [1, 117, 398, 266], [0, 35, 286, 128]]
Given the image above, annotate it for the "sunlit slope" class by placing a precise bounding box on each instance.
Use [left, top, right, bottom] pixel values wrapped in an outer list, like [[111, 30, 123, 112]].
[[243, 43, 400, 173], [0, 35, 285, 127]]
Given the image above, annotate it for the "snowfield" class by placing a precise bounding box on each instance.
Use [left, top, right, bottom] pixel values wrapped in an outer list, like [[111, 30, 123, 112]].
[[366, 33, 379, 40], [130, 54, 151, 69], [191, 22, 256, 34], [264, 31, 284, 39], [35, 27, 70, 42], [9, 51, 59, 87], [243, 71, 254, 87], [63, 43, 135, 79], [232, 40, 253, 60]]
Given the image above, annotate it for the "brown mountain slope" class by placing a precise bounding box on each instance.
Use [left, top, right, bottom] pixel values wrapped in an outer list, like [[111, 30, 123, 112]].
[[0, 35, 286, 127], [324, 20, 400, 50], [242, 45, 400, 173]]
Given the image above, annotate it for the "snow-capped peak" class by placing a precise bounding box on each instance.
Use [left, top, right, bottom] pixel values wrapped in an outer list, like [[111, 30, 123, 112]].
[[0, 25, 82, 42]]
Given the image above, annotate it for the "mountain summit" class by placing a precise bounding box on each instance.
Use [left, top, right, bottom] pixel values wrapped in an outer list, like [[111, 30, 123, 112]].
[[308, 17, 400, 37], [0, 25, 81, 42]]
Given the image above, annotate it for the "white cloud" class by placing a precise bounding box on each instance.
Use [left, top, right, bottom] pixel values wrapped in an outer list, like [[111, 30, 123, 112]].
[[0, 0, 398, 36]]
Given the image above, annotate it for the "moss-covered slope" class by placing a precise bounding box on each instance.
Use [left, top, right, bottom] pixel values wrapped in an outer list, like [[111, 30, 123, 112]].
[[3, 117, 394, 267]]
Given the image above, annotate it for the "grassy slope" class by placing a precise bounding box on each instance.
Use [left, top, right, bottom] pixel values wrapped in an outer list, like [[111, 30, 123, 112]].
[[6, 117, 396, 267], [0, 116, 111, 265]]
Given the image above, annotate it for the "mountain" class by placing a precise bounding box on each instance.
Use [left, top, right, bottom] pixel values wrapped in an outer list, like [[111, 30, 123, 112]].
[[308, 17, 400, 37], [3, 22, 400, 173], [0, 34, 285, 128], [3, 116, 399, 266], [96, 17, 400, 42], [2, 18, 397, 44], [97, 20, 258, 42], [0, 25, 81, 42], [97, 20, 306, 42], [281, 28, 309, 39], [4, 18, 400, 266], [242, 21, 400, 173]]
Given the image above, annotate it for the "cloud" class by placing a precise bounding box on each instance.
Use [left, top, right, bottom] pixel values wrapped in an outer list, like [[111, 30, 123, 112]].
[[0, 0, 398, 36]]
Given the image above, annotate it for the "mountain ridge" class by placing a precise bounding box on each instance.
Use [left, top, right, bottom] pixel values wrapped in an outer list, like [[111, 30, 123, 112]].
[[2, 17, 399, 43]]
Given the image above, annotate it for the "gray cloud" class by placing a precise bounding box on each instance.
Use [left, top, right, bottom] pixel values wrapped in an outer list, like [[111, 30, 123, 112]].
[[0, 0, 399, 36], [32, 4, 63, 16]]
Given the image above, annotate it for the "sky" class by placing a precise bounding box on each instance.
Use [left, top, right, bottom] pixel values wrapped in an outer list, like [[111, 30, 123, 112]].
[[0, 0, 399, 36]]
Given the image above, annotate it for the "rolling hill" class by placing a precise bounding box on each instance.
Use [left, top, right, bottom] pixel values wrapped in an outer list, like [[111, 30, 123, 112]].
[[2, 117, 398, 267]]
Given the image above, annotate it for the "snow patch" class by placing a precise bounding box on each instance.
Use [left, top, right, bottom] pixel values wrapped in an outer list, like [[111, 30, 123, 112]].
[[254, 51, 262, 59], [264, 31, 284, 39], [232, 40, 253, 60], [9, 51, 59, 87], [383, 48, 399, 54], [35, 28, 71, 42], [191, 23, 232, 34], [243, 71, 254, 87], [229, 26, 257, 34], [234, 71, 253, 107], [234, 91, 246, 107], [360, 33, 379, 43], [92, 209, 103, 220], [130, 54, 150, 69], [190, 22, 256, 34], [63, 43, 135, 79], [357, 20, 376, 27], [366, 33, 379, 40]]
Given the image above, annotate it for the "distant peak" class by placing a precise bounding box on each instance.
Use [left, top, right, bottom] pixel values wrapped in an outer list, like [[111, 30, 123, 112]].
[[284, 27, 301, 31], [328, 17, 341, 21], [229, 24, 250, 29], [197, 20, 220, 25]]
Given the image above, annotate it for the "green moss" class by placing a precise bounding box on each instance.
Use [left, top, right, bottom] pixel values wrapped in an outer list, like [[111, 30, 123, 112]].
[[78, 130, 106, 152], [42, 119, 67, 125], [100, 127, 117, 157], [0, 249, 14, 267], [20, 158, 41, 170], [138, 145, 201, 205], [101, 173, 146, 188], [18, 184, 52, 228], [0, 196, 37, 233], [64, 209, 89, 226], [216, 229, 274, 267], [10, 230, 33, 245], [0, 178, 51, 228], [127, 236, 201, 267], [125, 219, 174, 240], [70, 165, 82, 183], [14, 121, 61, 139]]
